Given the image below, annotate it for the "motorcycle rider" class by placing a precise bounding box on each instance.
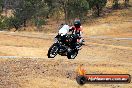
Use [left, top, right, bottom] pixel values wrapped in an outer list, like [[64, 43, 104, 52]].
[[69, 19, 84, 49]]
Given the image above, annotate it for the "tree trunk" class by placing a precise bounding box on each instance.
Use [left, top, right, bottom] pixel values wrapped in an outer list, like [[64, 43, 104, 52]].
[[96, 4, 100, 17], [23, 19, 26, 30], [14, 24, 19, 32]]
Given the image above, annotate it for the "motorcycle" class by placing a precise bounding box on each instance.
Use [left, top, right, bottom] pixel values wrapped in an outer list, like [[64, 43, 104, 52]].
[[47, 34, 83, 59]]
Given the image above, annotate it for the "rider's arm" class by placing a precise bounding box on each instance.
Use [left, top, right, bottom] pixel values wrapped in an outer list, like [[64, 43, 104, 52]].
[[69, 26, 75, 33]]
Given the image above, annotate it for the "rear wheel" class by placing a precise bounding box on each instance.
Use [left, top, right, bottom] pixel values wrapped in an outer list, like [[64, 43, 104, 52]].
[[48, 43, 58, 58]]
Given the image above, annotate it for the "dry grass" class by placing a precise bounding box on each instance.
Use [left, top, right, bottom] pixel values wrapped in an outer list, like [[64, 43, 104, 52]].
[[83, 7, 132, 36]]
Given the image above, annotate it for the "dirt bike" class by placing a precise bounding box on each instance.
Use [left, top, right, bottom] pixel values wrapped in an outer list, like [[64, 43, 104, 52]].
[[47, 34, 83, 59]]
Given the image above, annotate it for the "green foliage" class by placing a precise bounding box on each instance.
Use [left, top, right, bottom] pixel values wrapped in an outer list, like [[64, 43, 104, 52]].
[[0, 0, 109, 31], [58, 0, 89, 23], [89, 0, 107, 9], [8, 17, 22, 30], [34, 18, 46, 27], [88, 0, 107, 16], [0, 0, 3, 12], [112, 0, 119, 9], [8, 0, 49, 30], [68, 0, 89, 19], [0, 16, 10, 30]]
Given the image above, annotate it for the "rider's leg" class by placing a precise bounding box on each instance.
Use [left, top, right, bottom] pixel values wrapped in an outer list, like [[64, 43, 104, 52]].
[[79, 38, 85, 45]]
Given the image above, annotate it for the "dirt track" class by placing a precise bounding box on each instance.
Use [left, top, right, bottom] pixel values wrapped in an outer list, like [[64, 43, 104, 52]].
[[0, 31, 132, 88]]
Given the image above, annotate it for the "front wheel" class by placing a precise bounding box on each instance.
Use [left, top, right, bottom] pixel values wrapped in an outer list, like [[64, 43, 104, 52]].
[[48, 43, 58, 58], [67, 49, 78, 59]]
